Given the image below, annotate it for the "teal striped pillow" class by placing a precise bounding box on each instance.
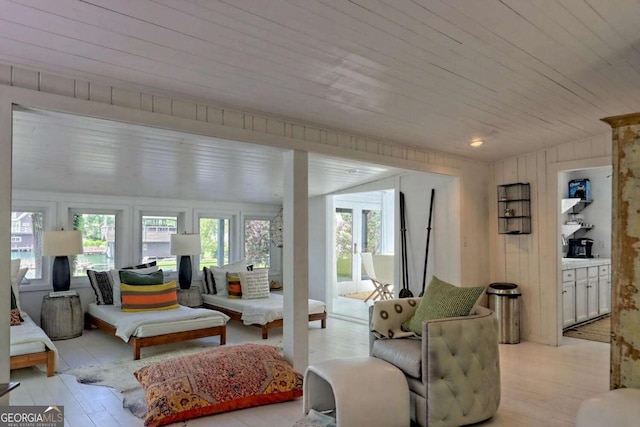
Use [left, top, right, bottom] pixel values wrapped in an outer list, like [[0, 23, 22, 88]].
[[403, 276, 485, 335]]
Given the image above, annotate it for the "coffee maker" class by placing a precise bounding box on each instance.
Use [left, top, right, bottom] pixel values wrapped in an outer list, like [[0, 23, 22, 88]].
[[567, 238, 594, 258]]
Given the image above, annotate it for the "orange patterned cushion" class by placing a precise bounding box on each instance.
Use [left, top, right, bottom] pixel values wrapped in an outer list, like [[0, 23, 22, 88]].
[[227, 272, 242, 299], [134, 344, 303, 427], [121, 281, 179, 312]]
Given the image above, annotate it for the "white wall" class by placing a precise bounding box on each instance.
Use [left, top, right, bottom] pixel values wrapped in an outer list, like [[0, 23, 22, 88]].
[[308, 196, 327, 302], [491, 132, 612, 345], [398, 172, 460, 296]]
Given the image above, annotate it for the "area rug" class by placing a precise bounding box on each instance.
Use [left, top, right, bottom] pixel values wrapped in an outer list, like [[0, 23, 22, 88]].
[[63, 340, 282, 419], [342, 291, 371, 301], [563, 315, 610, 343]]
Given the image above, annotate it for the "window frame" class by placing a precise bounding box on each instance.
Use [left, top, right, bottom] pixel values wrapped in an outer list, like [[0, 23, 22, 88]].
[[196, 213, 234, 271], [68, 209, 120, 276], [242, 213, 277, 270], [135, 208, 188, 275], [11, 201, 56, 290]]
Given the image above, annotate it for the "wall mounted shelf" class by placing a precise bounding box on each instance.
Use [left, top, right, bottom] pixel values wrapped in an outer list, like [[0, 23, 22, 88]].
[[498, 183, 531, 234]]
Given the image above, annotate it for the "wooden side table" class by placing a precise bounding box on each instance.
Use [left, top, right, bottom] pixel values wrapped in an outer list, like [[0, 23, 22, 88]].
[[177, 288, 203, 307], [40, 294, 83, 340]]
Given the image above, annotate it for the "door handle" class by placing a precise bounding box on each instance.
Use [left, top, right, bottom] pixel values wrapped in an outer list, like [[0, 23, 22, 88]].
[[353, 243, 358, 254]]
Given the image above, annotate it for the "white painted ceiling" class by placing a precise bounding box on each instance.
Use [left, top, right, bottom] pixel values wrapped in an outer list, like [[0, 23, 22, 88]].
[[3, 1, 640, 165], [12, 107, 404, 204]]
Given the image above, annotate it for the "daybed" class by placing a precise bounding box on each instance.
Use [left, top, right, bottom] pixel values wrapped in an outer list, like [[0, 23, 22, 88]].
[[84, 303, 229, 360], [202, 292, 326, 339], [10, 314, 58, 377]]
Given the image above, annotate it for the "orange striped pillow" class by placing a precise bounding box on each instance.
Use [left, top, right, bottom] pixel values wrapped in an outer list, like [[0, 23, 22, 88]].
[[227, 273, 242, 299], [121, 281, 180, 312]]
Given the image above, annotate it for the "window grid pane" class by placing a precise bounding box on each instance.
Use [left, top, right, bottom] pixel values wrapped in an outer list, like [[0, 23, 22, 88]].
[[72, 213, 116, 276], [199, 217, 230, 268], [142, 215, 177, 271], [11, 211, 44, 280], [244, 219, 271, 268]]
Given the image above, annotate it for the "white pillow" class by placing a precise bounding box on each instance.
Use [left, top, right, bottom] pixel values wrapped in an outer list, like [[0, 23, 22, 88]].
[[239, 269, 270, 299], [111, 265, 159, 307], [10, 259, 20, 283], [211, 259, 247, 296], [10, 260, 26, 313]]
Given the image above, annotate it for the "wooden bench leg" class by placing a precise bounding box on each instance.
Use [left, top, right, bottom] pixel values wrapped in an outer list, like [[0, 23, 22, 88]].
[[46, 350, 55, 377], [219, 328, 226, 345], [321, 317, 327, 329], [132, 338, 141, 360], [262, 326, 269, 339]]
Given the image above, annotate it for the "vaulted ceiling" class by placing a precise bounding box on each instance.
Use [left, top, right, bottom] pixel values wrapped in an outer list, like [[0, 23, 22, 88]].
[[2, 1, 639, 163]]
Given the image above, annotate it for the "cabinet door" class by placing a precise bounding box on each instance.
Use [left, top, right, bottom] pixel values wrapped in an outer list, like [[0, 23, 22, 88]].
[[562, 281, 576, 328], [575, 279, 588, 323], [599, 274, 611, 314], [587, 278, 599, 319]]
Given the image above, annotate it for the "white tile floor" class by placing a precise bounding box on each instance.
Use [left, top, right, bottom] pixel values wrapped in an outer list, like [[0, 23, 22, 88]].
[[10, 315, 609, 427]]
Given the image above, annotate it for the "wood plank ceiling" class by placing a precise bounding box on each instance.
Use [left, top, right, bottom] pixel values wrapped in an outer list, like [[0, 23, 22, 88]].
[[2, 0, 640, 166], [12, 108, 402, 203]]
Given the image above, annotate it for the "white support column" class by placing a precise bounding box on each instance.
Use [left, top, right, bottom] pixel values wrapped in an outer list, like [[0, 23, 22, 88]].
[[282, 150, 309, 371], [0, 92, 13, 401]]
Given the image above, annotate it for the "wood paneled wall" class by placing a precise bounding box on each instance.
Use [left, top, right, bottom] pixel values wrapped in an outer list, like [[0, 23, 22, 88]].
[[491, 133, 612, 344], [0, 62, 492, 310]]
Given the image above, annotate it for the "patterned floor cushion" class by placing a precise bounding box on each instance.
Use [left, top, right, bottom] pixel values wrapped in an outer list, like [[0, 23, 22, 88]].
[[134, 343, 303, 427]]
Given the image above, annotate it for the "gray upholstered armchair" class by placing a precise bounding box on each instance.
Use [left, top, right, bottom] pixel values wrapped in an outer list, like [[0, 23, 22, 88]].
[[369, 299, 500, 427]]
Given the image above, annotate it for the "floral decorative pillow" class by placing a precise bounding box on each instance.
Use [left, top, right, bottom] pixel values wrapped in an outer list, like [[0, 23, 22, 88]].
[[134, 344, 303, 427]]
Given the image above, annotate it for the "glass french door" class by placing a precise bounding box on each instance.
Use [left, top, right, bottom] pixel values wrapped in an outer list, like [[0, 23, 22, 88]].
[[334, 203, 383, 295]]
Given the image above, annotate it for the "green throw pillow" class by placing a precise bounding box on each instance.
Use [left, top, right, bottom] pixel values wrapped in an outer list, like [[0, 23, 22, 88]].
[[119, 269, 164, 285], [403, 276, 485, 335]]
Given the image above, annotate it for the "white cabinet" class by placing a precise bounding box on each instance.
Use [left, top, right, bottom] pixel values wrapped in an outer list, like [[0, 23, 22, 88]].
[[562, 281, 576, 328], [575, 273, 589, 324], [598, 265, 610, 315], [562, 261, 610, 329]]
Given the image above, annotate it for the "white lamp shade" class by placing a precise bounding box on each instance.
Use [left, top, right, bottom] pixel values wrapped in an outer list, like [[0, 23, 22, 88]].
[[171, 233, 201, 255], [43, 230, 83, 256]]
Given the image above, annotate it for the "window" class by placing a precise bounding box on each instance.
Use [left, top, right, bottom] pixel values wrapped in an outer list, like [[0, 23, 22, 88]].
[[141, 215, 177, 272], [72, 212, 116, 276], [11, 210, 45, 279], [244, 218, 271, 268], [362, 209, 382, 253], [199, 217, 230, 268]]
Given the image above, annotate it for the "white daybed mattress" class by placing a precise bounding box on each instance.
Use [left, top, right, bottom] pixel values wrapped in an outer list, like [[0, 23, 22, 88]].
[[201, 293, 326, 325], [10, 314, 59, 369], [87, 303, 230, 342]]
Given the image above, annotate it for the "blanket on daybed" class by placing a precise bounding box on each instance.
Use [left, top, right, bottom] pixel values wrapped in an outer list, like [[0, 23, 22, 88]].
[[10, 315, 59, 371], [202, 293, 326, 325], [87, 304, 229, 342]]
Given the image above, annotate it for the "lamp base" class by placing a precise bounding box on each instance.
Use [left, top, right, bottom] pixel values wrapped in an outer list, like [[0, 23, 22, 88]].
[[178, 255, 192, 290], [52, 256, 71, 292]]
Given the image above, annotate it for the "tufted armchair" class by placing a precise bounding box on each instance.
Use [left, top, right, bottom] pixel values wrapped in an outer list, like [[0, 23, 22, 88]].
[[369, 299, 500, 427]]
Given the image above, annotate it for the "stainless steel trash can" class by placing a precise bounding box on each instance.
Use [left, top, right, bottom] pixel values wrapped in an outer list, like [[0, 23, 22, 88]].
[[487, 283, 521, 344]]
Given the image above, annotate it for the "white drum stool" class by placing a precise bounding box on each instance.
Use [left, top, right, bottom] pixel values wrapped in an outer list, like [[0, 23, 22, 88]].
[[303, 356, 409, 427], [575, 388, 640, 427]]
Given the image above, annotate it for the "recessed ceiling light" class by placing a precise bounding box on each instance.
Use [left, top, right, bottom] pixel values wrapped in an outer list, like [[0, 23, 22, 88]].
[[470, 139, 484, 147], [346, 168, 361, 174]]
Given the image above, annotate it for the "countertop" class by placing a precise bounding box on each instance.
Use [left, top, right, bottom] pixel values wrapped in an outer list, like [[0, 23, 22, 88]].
[[561, 258, 611, 270]]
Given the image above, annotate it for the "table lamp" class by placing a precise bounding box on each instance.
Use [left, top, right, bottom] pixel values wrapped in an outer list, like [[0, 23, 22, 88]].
[[170, 233, 201, 290], [43, 230, 83, 292]]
